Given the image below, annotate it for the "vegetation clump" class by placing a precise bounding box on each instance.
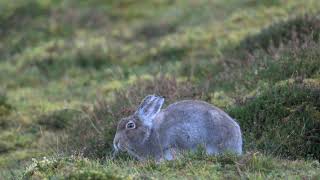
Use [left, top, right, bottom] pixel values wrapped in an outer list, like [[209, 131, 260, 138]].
[[239, 14, 320, 52], [229, 80, 320, 160], [213, 27, 320, 95]]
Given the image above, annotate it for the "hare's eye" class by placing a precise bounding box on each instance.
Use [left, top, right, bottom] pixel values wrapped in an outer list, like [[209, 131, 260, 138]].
[[126, 121, 136, 129]]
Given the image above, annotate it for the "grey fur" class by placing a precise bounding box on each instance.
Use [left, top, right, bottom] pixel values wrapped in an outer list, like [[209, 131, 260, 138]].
[[113, 95, 242, 162]]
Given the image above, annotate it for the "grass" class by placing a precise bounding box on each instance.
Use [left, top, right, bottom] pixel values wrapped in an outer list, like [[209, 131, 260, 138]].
[[22, 153, 320, 179], [229, 80, 320, 160], [0, 0, 320, 179]]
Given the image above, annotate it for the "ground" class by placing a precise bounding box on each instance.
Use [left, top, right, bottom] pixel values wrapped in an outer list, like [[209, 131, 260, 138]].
[[0, 0, 319, 179]]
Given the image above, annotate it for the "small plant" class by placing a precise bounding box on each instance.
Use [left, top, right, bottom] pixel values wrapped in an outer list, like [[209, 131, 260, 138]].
[[0, 90, 12, 128], [23, 156, 59, 179]]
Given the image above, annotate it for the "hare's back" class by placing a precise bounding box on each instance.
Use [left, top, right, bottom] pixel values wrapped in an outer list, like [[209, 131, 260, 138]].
[[158, 100, 239, 132], [156, 100, 233, 130], [155, 100, 235, 149], [156, 100, 241, 151], [165, 100, 230, 119]]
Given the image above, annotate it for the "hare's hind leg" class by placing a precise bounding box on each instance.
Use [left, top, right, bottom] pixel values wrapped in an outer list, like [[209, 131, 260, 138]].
[[163, 148, 178, 160], [156, 148, 177, 163], [205, 144, 219, 155]]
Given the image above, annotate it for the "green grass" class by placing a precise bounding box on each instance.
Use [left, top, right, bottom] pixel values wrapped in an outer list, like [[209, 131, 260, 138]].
[[0, 0, 320, 179], [22, 153, 320, 179]]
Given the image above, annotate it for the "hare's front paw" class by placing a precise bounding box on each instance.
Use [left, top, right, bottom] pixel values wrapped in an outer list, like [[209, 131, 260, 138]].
[[164, 148, 179, 161]]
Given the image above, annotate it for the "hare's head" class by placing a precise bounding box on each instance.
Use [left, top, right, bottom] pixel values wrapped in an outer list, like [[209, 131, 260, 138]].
[[113, 95, 164, 159]]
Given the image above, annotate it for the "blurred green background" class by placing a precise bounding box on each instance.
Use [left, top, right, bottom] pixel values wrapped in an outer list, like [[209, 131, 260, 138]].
[[0, 0, 320, 179]]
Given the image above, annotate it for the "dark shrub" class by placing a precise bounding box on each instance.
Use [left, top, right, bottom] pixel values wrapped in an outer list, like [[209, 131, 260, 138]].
[[229, 81, 320, 160], [183, 15, 320, 89], [75, 50, 112, 69], [0, 141, 14, 154], [0, 1, 50, 33], [238, 14, 320, 52], [149, 47, 188, 62], [214, 29, 320, 95], [15, 38, 115, 82], [38, 109, 80, 130], [136, 21, 177, 39]]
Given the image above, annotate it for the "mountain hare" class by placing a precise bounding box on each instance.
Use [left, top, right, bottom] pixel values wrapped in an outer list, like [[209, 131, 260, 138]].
[[113, 95, 242, 161]]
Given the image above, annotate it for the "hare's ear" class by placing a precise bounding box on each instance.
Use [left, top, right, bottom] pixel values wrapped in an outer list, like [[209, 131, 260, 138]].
[[135, 95, 164, 127]]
